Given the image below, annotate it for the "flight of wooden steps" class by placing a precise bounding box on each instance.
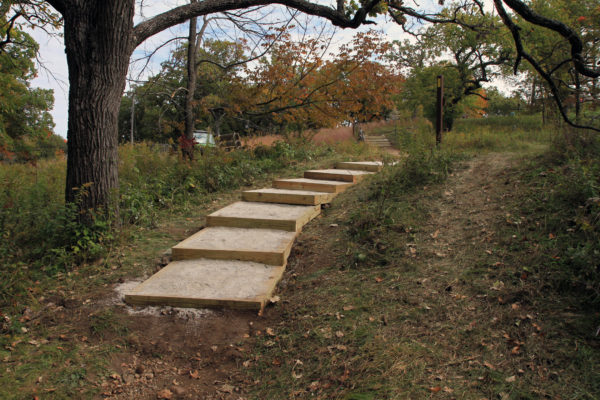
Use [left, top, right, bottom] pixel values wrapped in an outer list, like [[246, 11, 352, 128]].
[[124, 161, 386, 312], [363, 135, 393, 149]]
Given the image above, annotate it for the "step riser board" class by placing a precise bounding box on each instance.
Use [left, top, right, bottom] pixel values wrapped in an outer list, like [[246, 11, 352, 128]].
[[273, 179, 353, 193], [206, 202, 320, 232], [304, 170, 373, 183], [242, 190, 335, 206], [172, 248, 291, 266], [336, 162, 383, 172]]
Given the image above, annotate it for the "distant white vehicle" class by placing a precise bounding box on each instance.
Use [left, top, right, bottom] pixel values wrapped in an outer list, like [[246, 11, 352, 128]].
[[192, 130, 216, 147]]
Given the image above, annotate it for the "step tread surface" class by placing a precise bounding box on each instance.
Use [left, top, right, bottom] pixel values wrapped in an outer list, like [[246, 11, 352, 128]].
[[172, 226, 296, 265], [206, 201, 319, 231], [124, 259, 284, 310]]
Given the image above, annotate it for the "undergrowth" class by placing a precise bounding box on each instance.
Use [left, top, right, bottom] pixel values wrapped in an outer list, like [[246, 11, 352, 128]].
[[347, 148, 462, 269], [501, 129, 600, 305]]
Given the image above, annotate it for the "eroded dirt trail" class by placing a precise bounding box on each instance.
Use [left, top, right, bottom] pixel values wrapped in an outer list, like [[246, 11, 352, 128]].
[[422, 153, 515, 271]]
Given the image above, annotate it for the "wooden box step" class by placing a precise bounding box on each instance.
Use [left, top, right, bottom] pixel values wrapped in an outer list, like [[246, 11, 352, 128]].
[[172, 226, 296, 265], [273, 178, 353, 193], [206, 201, 320, 232], [242, 188, 336, 206], [336, 161, 383, 172], [304, 169, 373, 183], [124, 259, 284, 311]]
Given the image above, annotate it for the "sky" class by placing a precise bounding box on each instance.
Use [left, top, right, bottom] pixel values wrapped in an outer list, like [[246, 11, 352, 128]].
[[27, 0, 504, 138]]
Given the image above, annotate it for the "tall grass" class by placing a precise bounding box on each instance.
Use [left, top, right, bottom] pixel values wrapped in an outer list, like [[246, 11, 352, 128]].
[[448, 114, 552, 152], [370, 114, 552, 154]]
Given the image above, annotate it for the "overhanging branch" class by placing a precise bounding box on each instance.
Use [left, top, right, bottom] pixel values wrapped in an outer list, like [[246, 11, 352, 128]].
[[133, 0, 380, 48]]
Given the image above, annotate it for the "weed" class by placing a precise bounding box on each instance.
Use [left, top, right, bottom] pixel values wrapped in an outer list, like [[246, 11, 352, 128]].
[[89, 309, 128, 339], [346, 147, 461, 269]]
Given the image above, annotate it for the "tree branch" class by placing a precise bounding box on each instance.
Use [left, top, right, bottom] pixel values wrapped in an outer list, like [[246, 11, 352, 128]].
[[133, 0, 380, 48], [494, 0, 600, 132], [44, 0, 67, 15], [0, 12, 21, 52], [502, 0, 599, 79]]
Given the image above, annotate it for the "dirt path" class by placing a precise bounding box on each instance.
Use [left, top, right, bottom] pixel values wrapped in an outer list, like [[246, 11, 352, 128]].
[[422, 152, 514, 273]]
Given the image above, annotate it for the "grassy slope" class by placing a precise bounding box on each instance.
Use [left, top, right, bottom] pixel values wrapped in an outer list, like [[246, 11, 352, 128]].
[[2, 117, 599, 399], [242, 118, 599, 399]]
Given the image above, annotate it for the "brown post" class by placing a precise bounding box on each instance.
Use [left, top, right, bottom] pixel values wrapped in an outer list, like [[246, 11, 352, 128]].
[[436, 75, 444, 145]]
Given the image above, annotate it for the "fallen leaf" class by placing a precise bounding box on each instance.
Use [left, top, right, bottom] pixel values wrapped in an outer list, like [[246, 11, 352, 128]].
[[242, 360, 252, 368], [511, 346, 520, 355], [548, 233, 555, 239], [335, 331, 344, 338], [485, 250, 493, 255], [339, 369, 350, 382], [266, 328, 275, 336], [189, 370, 200, 379], [505, 375, 516, 383], [443, 386, 454, 393], [375, 277, 384, 283], [431, 230, 440, 239], [218, 384, 234, 393], [269, 296, 280, 304], [483, 361, 496, 370], [429, 386, 441, 393], [490, 281, 505, 291], [156, 388, 173, 399], [343, 305, 354, 311], [292, 359, 303, 379]]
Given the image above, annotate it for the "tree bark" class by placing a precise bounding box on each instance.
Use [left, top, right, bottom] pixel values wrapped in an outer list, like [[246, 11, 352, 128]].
[[184, 7, 198, 141], [63, 1, 134, 214]]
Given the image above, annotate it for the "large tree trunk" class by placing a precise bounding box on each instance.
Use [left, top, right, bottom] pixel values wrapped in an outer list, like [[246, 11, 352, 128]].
[[63, 1, 135, 214]]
